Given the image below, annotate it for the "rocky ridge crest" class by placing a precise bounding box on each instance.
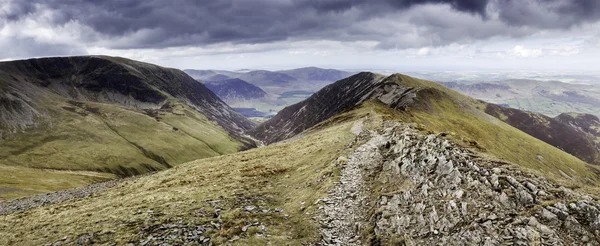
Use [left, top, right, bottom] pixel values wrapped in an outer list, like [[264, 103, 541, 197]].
[[318, 121, 600, 245]]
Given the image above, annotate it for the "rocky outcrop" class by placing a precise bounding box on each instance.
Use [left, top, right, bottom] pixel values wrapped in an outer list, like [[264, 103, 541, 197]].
[[250, 72, 418, 144], [318, 122, 600, 245], [0, 84, 44, 139]]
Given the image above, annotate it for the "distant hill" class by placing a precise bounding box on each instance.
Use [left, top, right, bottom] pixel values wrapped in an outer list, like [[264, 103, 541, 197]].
[[236, 70, 298, 88], [181, 69, 217, 80], [0, 56, 256, 199], [277, 67, 354, 82], [184, 67, 356, 116], [204, 78, 267, 102], [441, 79, 600, 117], [183, 69, 241, 80], [205, 74, 231, 81]]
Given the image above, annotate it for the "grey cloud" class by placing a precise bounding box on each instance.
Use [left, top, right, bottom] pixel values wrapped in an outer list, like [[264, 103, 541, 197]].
[[0, 37, 86, 60], [2, 0, 600, 50], [496, 0, 600, 29]]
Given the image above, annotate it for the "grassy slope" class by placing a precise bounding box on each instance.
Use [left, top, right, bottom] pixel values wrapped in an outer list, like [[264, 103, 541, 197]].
[[386, 74, 600, 184], [0, 102, 382, 245], [0, 96, 244, 200], [0, 56, 254, 200], [0, 165, 116, 200], [2, 97, 600, 245]]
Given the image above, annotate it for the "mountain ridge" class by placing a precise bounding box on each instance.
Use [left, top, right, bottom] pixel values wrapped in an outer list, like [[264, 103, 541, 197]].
[[0, 56, 256, 199], [3, 98, 600, 245], [251, 72, 600, 183], [3, 65, 600, 245]]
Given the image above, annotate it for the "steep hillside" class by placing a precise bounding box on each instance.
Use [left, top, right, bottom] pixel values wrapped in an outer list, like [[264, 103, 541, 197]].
[[249, 72, 416, 143], [485, 105, 600, 165], [252, 73, 600, 181], [3, 101, 600, 245], [555, 113, 600, 138], [0, 56, 256, 199], [204, 78, 268, 103]]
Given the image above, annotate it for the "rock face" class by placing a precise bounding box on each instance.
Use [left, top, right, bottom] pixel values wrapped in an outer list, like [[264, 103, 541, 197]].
[[0, 56, 255, 140], [318, 122, 600, 245], [0, 84, 43, 139], [204, 78, 267, 103], [485, 104, 600, 165], [249, 72, 418, 144]]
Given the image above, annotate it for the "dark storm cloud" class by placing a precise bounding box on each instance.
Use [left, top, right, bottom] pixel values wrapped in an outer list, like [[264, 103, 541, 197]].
[[297, 0, 488, 15], [497, 0, 600, 29], [3, 0, 600, 50]]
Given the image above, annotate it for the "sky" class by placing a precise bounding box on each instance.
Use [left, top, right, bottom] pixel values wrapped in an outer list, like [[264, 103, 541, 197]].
[[1, 0, 600, 71]]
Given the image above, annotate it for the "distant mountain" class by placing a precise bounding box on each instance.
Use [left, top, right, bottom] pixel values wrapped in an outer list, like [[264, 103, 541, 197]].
[[204, 78, 267, 102], [205, 74, 231, 82], [183, 69, 241, 80], [277, 67, 354, 82], [236, 70, 298, 87], [0, 56, 256, 198], [441, 79, 600, 117], [181, 69, 216, 80], [183, 67, 356, 116]]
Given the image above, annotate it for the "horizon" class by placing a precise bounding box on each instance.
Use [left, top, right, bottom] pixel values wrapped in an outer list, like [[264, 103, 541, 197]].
[[1, 1, 599, 72]]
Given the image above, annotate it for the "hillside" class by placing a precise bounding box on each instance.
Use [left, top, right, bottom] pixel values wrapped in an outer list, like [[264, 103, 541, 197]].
[[249, 72, 396, 143], [0, 56, 256, 200], [204, 78, 268, 103], [484, 105, 600, 165], [3, 100, 600, 245], [251, 73, 600, 181], [4, 72, 600, 245], [555, 112, 600, 138]]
